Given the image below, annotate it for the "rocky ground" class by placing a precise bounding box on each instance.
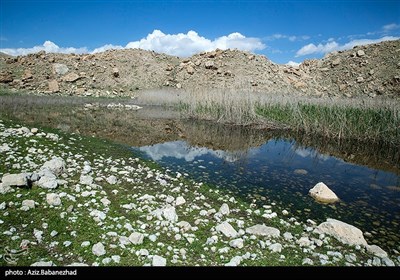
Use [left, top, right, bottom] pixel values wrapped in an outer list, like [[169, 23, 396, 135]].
[[0, 119, 399, 266], [0, 40, 399, 99]]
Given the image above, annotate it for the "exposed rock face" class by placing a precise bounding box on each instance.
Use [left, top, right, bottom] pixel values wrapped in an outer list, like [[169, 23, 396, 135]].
[[309, 182, 339, 203], [315, 218, 368, 246], [0, 40, 398, 98]]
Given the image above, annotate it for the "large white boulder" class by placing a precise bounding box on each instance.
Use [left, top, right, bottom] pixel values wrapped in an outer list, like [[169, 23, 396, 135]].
[[245, 224, 280, 238], [46, 193, 62, 206], [314, 218, 367, 246], [309, 182, 339, 203], [129, 232, 144, 245], [92, 242, 106, 256], [2, 173, 28, 188], [216, 221, 238, 238], [162, 205, 178, 222], [41, 157, 65, 176], [152, 255, 167, 266]]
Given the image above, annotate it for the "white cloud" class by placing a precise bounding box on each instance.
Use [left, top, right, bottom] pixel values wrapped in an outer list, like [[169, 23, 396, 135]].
[[383, 23, 400, 32], [296, 36, 399, 57], [125, 30, 265, 57], [0, 30, 265, 57], [0, 40, 88, 56], [138, 140, 240, 162], [296, 41, 339, 56], [92, 44, 124, 53], [286, 61, 300, 67]]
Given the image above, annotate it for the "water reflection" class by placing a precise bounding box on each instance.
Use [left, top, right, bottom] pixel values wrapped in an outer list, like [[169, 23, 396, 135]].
[[134, 135, 400, 253], [139, 140, 242, 163]]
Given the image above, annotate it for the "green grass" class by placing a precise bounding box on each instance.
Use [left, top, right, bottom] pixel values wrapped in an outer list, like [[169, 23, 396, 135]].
[[256, 102, 400, 145]]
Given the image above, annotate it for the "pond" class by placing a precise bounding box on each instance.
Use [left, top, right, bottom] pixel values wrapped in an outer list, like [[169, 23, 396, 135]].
[[133, 121, 400, 253]]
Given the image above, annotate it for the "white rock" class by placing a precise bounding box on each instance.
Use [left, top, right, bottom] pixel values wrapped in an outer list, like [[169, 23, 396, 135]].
[[229, 238, 244, 249], [177, 221, 191, 232], [0, 183, 12, 194], [2, 173, 28, 188], [367, 245, 388, 258], [82, 165, 92, 174], [90, 210, 106, 220], [302, 258, 314, 265], [46, 193, 61, 206], [80, 175, 93, 185], [102, 258, 111, 265], [34, 229, 43, 243], [165, 195, 174, 203], [37, 173, 58, 189], [152, 255, 167, 266], [269, 243, 283, 253], [81, 241, 90, 247], [0, 202, 6, 210], [0, 143, 10, 152], [219, 203, 230, 215], [22, 200, 35, 209], [283, 232, 293, 240], [129, 232, 144, 245], [162, 205, 178, 222], [356, 50, 365, 57], [119, 236, 130, 246], [309, 182, 339, 203], [225, 256, 242, 266], [111, 255, 120, 263], [31, 261, 54, 266], [106, 175, 117, 185], [149, 235, 157, 242], [245, 224, 280, 238], [68, 263, 88, 266], [41, 157, 65, 176], [100, 197, 111, 207], [315, 218, 367, 246], [137, 249, 149, 256], [382, 257, 395, 266], [297, 236, 311, 247], [175, 196, 186, 206], [53, 63, 69, 75], [50, 230, 58, 237], [216, 221, 238, 238], [92, 242, 106, 256]]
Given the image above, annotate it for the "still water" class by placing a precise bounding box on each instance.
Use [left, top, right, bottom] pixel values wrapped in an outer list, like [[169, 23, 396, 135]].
[[134, 129, 400, 253]]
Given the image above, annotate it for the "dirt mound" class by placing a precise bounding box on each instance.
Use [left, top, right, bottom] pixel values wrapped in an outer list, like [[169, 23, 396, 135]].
[[1, 40, 399, 99]]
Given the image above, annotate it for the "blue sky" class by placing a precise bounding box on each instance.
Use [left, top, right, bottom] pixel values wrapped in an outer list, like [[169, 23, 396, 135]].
[[1, 0, 399, 64]]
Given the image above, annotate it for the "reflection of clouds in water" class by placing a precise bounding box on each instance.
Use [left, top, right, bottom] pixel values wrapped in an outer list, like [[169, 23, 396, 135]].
[[293, 146, 330, 161], [139, 141, 240, 162]]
